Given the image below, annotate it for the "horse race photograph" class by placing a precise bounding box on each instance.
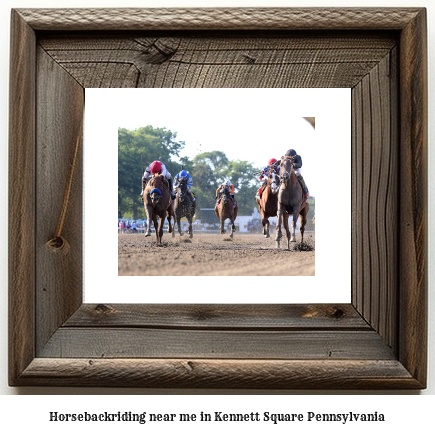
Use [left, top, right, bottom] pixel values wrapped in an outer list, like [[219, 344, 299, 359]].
[[82, 87, 351, 303], [114, 90, 317, 277]]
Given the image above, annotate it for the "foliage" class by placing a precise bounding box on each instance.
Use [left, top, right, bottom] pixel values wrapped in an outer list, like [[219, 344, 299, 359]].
[[118, 126, 185, 219], [119, 128, 263, 221]]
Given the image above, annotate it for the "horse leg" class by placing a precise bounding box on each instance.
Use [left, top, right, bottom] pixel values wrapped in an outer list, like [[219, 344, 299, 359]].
[[263, 213, 270, 238], [290, 205, 301, 243], [188, 214, 193, 238], [261, 211, 268, 237], [230, 217, 236, 238], [144, 205, 153, 237], [177, 217, 183, 236], [220, 218, 225, 235], [171, 218, 175, 239], [152, 214, 159, 243], [231, 214, 236, 233], [290, 219, 296, 243], [157, 214, 165, 245], [166, 209, 173, 234], [299, 205, 309, 244], [282, 213, 291, 250], [275, 208, 283, 247]]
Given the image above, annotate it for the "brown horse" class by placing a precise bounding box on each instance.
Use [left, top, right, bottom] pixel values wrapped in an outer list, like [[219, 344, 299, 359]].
[[215, 186, 238, 238], [143, 175, 174, 245], [256, 169, 279, 239], [276, 156, 309, 249]]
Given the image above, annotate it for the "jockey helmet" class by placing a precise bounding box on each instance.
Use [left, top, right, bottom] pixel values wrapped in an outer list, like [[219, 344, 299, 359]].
[[180, 170, 188, 178], [285, 149, 297, 157], [150, 161, 162, 174], [225, 180, 231, 186], [268, 158, 277, 165]]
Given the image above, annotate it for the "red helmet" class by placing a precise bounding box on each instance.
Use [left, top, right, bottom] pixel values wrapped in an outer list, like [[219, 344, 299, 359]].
[[268, 158, 277, 165], [150, 161, 162, 174]]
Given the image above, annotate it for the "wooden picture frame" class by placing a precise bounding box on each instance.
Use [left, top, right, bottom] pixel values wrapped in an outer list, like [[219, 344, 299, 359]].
[[9, 8, 427, 389]]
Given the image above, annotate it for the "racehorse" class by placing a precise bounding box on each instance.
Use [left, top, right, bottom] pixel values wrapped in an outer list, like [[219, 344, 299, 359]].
[[173, 177, 196, 238], [256, 168, 279, 240], [276, 156, 309, 249], [143, 175, 174, 245], [215, 186, 238, 238]]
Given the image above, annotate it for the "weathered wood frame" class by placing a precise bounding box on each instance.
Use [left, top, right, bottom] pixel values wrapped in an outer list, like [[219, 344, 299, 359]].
[[9, 8, 427, 388]]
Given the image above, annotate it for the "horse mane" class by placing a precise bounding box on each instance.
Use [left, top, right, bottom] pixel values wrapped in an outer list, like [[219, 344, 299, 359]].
[[150, 174, 168, 189]]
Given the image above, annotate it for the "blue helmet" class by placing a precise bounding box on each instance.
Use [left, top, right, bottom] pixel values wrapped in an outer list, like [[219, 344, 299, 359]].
[[180, 170, 188, 178]]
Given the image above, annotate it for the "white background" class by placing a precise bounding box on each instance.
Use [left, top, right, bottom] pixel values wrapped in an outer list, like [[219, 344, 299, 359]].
[[84, 88, 351, 303], [0, 0, 434, 428]]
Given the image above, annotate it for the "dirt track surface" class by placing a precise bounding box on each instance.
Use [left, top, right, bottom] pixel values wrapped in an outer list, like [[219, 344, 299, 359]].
[[118, 232, 315, 276]]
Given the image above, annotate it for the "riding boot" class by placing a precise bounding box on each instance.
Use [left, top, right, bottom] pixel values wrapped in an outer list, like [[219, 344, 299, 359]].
[[168, 178, 176, 200], [188, 190, 195, 201], [296, 173, 309, 199]]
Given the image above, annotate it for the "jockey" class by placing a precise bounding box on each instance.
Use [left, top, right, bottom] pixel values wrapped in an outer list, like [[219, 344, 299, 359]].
[[174, 170, 195, 201], [141, 160, 175, 200], [215, 180, 237, 207], [282, 149, 309, 200], [255, 158, 280, 200]]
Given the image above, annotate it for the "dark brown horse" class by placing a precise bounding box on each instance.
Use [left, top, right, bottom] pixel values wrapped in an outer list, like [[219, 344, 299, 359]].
[[143, 175, 174, 245], [173, 178, 196, 238], [215, 186, 238, 238], [256, 168, 279, 239], [276, 156, 309, 249]]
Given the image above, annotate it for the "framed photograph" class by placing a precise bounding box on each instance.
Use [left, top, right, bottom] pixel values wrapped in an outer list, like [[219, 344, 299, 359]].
[[9, 8, 427, 388]]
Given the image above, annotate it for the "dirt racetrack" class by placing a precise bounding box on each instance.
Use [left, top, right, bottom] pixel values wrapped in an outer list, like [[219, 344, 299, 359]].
[[118, 231, 315, 276]]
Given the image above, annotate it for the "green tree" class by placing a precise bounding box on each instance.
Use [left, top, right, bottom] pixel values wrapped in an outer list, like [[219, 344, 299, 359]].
[[218, 159, 259, 215], [118, 126, 185, 219], [193, 150, 229, 171]]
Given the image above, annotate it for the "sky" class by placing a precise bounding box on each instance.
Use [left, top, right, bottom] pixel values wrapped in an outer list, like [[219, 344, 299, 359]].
[[95, 88, 319, 195]]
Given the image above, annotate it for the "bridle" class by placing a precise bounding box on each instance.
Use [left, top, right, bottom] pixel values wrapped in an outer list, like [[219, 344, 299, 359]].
[[279, 156, 295, 185], [268, 171, 279, 193], [149, 175, 164, 203], [222, 186, 230, 204], [176, 178, 187, 202]]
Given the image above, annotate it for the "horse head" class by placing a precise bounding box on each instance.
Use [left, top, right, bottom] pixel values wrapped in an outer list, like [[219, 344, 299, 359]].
[[268, 171, 279, 194], [176, 178, 188, 202], [279, 156, 295, 185], [222, 186, 230, 204], [148, 175, 164, 204]]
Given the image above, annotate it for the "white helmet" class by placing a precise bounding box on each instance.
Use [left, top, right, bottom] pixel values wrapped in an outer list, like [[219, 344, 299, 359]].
[[225, 180, 231, 186]]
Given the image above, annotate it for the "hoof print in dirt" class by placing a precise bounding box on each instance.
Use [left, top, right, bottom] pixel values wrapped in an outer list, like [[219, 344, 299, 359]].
[[293, 241, 314, 252]]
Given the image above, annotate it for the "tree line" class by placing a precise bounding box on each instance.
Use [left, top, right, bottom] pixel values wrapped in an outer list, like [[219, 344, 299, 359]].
[[118, 126, 260, 222]]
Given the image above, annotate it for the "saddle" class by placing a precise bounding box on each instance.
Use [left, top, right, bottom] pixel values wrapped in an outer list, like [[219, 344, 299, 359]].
[[258, 184, 267, 199]]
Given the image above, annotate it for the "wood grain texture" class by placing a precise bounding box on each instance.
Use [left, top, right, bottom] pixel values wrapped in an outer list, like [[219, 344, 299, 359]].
[[39, 33, 396, 89], [35, 48, 84, 353], [16, 8, 422, 31], [17, 358, 420, 389], [398, 8, 428, 385], [8, 8, 427, 389], [8, 10, 36, 386], [38, 329, 395, 360], [351, 51, 398, 352], [66, 304, 369, 329]]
